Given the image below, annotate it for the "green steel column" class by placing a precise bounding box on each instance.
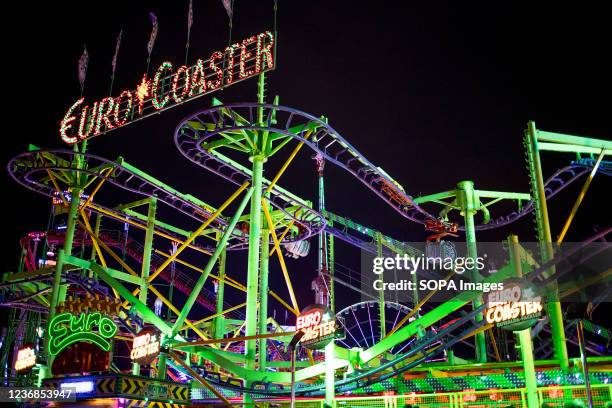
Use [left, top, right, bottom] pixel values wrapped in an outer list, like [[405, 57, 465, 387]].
[[328, 232, 335, 312], [242, 154, 264, 408], [376, 232, 386, 339], [525, 121, 569, 371], [509, 235, 538, 408], [317, 159, 335, 311], [324, 340, 335, 407], [258, 224, 270, 371], [49, 187, 81, 320], [45, 185, 82, 378], [133, 197, 157, 376], [157, 352, 167, 379], [214, 230, 227, 340], [457, 180, 486, 363], [245, 155, 264, 395]]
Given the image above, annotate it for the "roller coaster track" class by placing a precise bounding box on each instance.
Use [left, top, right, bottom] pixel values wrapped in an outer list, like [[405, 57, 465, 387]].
[[9, 148, 324, 249], [8, 149, 245, 250], [174, 103, 434, 231], [175, 104, 612, 235], [475, 159, 612, 230]]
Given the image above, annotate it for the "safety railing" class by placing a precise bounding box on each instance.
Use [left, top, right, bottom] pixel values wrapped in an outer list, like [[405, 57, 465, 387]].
[[248, 384, 612, 407]]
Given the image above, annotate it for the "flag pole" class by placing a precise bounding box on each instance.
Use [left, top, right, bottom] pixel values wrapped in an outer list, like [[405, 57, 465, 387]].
[[146, 12, 159, 77], [185, 0, 193, 65], [109, 29, 123, 97], [221, 0, 234, 89]]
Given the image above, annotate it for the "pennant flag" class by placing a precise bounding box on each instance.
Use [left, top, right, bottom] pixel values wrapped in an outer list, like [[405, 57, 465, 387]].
[[187, 0, 194, 39], [78, 45, 89, 91], [147, 12, 158, 57], [222, 0, 233, 20], [111, 29, 123, 76]]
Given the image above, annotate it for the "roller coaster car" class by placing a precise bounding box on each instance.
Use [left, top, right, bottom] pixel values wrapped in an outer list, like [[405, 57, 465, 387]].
[[375, 177, 411, 208], [425, 219, 457, 233], [425, 219, 458, 242]]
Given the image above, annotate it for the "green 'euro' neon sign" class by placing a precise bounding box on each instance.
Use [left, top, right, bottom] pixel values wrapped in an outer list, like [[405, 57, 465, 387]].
[[48, 312, 118, 356]]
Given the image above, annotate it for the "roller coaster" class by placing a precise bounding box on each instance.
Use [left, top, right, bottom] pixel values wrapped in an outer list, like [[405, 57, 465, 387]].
[[2, 32, 611, 408]]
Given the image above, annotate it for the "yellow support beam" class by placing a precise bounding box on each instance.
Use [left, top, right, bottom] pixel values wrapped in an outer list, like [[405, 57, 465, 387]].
[[148, 181, 250, 283], [81, 167, 114, 210], [87, 202, 211, 256], [261, 198, 300, 313], [78, 217, 209, 341], [265, 130, 312, 194], [557, 148, 606, 243], [182, 302, 248, 331], [155, 248, 298, 316]]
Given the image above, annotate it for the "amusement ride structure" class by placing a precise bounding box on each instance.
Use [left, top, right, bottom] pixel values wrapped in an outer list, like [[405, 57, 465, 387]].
[[1, 19, 611, 408]]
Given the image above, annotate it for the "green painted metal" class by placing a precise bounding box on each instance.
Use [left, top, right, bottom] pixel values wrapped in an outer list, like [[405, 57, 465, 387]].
[[537, 130, 612, 149], [214, 230, 227, 340], [171, 187, 254, 338], [117, 158, 217, 215], [133, 197, 157, 376], [509, 235, 538, 408], [244, 154, 264, 405], [157, 352, 167, 379], [88, 262, 184, 341], [456, 180, 486, 363], [324, 340, 335, 406], [375, 231, 386, 339], [537, 142, 611, 155], [525, 121, 569, 371], [123, 209, 192, 238], [258, 211, 270, 372]]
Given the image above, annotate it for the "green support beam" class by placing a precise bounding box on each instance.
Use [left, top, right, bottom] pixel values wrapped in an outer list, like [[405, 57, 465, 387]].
[[525, 121, 569, 371], [245, 155, 264, 390], [258, 218, 270, 371], [133, 197, 157, 376], [214, 230, 227, 340], [89, 263, 181, 340], [171, 187, 254, 337], [456, 180, 487, 363]]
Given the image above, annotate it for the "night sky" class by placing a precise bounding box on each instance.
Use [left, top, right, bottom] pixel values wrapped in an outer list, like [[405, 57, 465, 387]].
[[2, 2, 611, 325]]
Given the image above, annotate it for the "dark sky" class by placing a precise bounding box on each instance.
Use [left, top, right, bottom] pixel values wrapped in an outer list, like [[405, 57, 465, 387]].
[[2, 1, 611, 320]]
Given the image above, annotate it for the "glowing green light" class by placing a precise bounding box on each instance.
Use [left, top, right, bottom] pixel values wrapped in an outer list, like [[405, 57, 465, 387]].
[[48, 312, 118, 356]]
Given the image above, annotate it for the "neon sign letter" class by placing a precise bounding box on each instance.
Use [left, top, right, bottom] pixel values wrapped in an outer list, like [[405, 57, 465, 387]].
[[48, 312, 118, 356], [14, 345, 36, 373], [152, 62, 173, 110], [59, 98, 84, 144]]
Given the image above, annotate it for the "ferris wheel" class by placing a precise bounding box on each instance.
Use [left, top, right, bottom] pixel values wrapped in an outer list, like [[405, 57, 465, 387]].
[[335, 300, 444, 357]]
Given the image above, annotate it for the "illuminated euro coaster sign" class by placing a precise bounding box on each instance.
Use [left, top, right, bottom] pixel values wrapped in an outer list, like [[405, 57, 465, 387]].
[[484, 280, 543, 331], [131, 328, 161, 366], [296, 304, 336, 350], [48, 312, 118, 356], [14, 344, 36, 374], [59, 31, 275, 144]]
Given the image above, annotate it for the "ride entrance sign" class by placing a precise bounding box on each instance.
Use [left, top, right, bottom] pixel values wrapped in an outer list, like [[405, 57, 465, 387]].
[[296, 304, 337, 350], [484, 279, 543, 331], [59, 31, 275, 144]]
